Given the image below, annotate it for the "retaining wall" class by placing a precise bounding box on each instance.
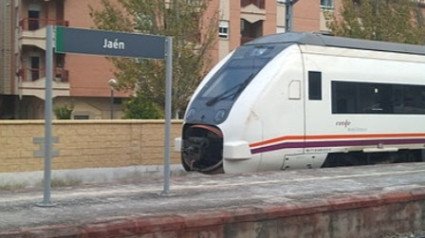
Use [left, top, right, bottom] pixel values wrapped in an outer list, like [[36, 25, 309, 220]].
[[0, 120, 183, 173], [81, 192, 425, 237], [2, 190, 425, 237]]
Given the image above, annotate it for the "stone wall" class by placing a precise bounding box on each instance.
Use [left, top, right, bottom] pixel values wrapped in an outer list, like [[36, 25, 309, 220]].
[[0, 120, 183, 173]]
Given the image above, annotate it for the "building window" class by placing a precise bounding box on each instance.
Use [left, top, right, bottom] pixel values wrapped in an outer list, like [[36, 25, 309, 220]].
[[219, 21, 229, 39], [29, 56, 40, 81], [241, 0, 265, 9], [240, 19, 263, 44], [74, 115, 89, 120], [320, 0, 334, 10], [28, 3, 41, 30], [113, 98, 122, 104], [28, 10, 40, 30]]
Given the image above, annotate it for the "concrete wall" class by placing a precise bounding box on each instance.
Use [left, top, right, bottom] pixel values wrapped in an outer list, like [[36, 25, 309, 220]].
[[81, 192, 425, 238], [3, 189, 425, 237], [0, 120, 183, 173]]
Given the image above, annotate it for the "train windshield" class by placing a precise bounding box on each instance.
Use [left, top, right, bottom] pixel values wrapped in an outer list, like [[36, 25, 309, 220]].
[[200, 44, 289, 105]]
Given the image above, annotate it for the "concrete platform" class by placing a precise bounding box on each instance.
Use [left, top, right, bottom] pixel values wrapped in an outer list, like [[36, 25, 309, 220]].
[[1, 163, 425, 237]]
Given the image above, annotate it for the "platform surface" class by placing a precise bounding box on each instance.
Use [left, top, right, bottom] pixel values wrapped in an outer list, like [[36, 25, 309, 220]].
[[1, 163, 425, 235]]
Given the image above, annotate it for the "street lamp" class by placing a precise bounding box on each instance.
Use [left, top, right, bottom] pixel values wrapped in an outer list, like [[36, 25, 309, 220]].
[[277, 0, 299, 32], [108, 78, 117, 119]]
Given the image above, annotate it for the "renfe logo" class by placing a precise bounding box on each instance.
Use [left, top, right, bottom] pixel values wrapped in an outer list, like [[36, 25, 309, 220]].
[[336, 120, 351, 127]]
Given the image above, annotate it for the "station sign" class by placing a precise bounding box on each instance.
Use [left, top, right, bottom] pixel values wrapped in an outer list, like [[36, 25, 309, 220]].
[[55, 26, 166, 59], [39, 26, 173, 206]]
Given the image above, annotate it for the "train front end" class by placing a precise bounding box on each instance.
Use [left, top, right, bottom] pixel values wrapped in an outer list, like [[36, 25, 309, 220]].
[[175, 41, 288, 174], [178, 124, 224, 173]]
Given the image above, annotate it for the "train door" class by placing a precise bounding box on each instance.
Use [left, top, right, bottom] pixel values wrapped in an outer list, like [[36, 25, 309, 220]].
[[270, 47, 306, 170], [282, 69, 325, 170], [302, 69, 330, 168]]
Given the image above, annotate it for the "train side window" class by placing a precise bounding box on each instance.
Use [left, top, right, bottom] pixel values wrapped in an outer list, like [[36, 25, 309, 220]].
[[332, 81, 425, 114], [332, 81, 357, 113], [358, 84, 392, 113], [308, 71, 322, 100]]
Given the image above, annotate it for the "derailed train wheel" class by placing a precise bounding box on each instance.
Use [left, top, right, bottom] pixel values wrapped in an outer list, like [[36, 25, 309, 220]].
[[181, 124, 224, 174]]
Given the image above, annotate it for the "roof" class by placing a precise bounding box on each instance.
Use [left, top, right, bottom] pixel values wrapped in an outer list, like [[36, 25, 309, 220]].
[[246, 32, 425, 56]]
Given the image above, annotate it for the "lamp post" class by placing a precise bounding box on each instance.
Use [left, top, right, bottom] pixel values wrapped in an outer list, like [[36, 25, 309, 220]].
[[108, 78, 117, 119], [277, 0, 299, 32]]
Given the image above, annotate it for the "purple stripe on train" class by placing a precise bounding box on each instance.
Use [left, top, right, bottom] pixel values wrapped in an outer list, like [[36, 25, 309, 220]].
[[250, 138, 425, 154]]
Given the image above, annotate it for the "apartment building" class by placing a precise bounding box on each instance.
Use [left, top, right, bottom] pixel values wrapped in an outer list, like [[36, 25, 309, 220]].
[[213, 0, 339, 59], [0, 0, 345, 120], [1, 0, 127, 119]]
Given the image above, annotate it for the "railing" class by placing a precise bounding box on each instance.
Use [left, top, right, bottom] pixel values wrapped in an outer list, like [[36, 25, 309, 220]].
[[19, 18, 69, 31], [19, 67, 69, 82], [55, 68, 69, 82], [24, 67, 43, 82], [241, 0, 265, 9]]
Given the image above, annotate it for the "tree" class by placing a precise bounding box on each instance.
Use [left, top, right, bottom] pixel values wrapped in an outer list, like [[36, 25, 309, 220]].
[[90, 0, 218, 118], [122, 93, 164, 119], [326, 0, 425, 44]]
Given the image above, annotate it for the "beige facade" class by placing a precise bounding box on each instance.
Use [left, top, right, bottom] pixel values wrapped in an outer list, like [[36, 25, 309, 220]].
[[0, 0, 16, 118], [214, 1, 343, 62], [1, 0, 127, 120]]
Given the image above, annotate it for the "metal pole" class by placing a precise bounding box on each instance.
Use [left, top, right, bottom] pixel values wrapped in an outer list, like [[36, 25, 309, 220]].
[[285, 1, 291, 32], [37, 25, 55, 207], [284, 0, 299, 32], [108, 78, 117, 119], [110, 89, 114, 119], [162, 36, 172, 195]]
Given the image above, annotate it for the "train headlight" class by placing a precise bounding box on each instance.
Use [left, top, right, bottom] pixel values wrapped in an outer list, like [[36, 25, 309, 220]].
[[214, 109, 227, 123]]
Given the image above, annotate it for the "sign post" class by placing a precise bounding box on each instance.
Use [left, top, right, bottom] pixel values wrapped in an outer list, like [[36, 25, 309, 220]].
[[36, 25, 55, 207], [162, 37, 172, 195], [38, 26, 173, 206]]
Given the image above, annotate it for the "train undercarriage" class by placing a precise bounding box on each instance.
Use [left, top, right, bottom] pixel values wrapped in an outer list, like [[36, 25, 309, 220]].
[[322, 149, 425, 168]]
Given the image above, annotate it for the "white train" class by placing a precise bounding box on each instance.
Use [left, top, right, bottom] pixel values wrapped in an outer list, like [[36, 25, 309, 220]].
[[175, 32, 425, 174]]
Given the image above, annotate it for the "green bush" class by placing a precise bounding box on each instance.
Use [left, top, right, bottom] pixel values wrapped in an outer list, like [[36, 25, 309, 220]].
[[54, 103, 74, 119], [123, 96, 163, 119]]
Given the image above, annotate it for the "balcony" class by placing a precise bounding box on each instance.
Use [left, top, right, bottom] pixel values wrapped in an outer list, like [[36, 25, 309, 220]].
[[18, 67, 70, 100], [19, 18, 68, 31], [19, 18, 68, 50], [19, 67, 69, 83]]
